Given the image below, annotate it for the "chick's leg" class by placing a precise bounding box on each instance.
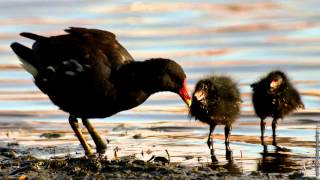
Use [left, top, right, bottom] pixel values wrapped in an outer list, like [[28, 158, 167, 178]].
[[225, 125, 233, 161], [260, 117, 266, 145], [207, 124, 218, 163], [272, 118, 278, 146]]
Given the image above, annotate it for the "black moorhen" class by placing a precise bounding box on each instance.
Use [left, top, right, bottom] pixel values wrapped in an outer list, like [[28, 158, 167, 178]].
[[189, 75, 241, 161], [10, 27, 191, 156], [251, 70, 304, 149]]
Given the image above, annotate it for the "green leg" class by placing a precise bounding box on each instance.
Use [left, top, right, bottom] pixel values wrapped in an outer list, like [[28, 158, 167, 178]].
[[69, 115, 93, 156], [82, 118, 107, 154]]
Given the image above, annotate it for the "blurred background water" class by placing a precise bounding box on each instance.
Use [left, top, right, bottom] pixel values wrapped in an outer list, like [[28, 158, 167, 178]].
[[0, 0, 319, 177]]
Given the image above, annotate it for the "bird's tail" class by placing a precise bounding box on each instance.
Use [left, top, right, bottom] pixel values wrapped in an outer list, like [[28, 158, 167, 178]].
[[10, 42, 39, 77], [20, 32, 46, 41]]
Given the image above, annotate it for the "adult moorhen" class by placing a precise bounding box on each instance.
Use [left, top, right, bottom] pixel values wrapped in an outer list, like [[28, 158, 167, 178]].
[[11, 27, 191, 156], [251, 70, 304, 149], [189, 75, 241, 161]]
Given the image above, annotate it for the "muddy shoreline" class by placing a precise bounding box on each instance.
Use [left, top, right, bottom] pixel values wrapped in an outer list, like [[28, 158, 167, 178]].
[[0, 147, 306, 179], [0, 115, 316, 179]]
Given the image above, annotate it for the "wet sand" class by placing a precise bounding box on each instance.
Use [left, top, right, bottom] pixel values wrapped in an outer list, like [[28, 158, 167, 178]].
[[0, 111, 316, 179]]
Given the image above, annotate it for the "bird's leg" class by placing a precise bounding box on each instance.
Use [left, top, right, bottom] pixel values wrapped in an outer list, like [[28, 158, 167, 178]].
[[207, 124, 218, 163], [225, 125, 233, 161], [82, 118, 107, 154], [272, 118, 289, 151], [69, 115, 93, 156], [224, 125, 231, 151], [207, 124, 216, 150], [260, 117, 266, 147], [272, 118, 278, 146]]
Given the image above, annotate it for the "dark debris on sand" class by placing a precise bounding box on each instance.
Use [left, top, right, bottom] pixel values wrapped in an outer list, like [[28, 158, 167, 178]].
[[1, 147, 311, 179], [0, 156, 209, 179], [0, 156, 251, 179]]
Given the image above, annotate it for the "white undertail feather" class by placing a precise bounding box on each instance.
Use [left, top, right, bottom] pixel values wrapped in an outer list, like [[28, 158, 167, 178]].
[[18, 56, 38, 77]]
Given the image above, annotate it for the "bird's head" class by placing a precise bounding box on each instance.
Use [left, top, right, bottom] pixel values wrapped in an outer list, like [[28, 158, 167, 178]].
[[193, 80, 210, 103], [267, 70, 288, 91], [144, 58, 191, 107]]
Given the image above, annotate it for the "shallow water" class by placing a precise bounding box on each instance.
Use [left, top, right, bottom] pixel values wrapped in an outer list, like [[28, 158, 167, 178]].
[[0, 0, 319, 177]]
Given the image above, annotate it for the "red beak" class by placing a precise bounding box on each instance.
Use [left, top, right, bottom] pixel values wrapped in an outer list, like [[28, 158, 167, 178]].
[[179, 79, 191, 107]]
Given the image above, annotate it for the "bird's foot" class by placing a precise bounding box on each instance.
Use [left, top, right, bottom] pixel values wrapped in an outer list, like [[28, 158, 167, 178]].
[[210, 148, 218, 163], [84, 149, 95, 157], [85, 153, 97, 159], [96, 145, 107, 154], [211, 155, 218, 164]]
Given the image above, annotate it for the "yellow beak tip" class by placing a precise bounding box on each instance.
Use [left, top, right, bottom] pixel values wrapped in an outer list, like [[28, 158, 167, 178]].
[[187, 99, 192, 107]]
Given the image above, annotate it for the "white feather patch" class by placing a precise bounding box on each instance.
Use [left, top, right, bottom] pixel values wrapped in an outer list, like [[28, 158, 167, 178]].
[[70, 59, 84, 72], [65, 71, 76, 76], [18, 57, 38, 77]]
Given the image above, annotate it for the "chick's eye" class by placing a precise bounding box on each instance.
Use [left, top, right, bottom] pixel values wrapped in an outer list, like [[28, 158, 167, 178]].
[[201, 84, 208, 90]]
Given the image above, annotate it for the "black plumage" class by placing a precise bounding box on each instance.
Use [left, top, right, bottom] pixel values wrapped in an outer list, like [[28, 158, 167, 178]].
[[10, 27, 191, 156], [190, 75, 241, 161], [251, 70, 304, 148]]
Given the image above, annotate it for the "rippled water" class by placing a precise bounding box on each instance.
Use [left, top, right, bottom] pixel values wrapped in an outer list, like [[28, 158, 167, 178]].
[[0, 0, 319, 177]]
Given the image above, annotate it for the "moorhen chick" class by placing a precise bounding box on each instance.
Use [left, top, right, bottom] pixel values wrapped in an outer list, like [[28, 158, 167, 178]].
[[189, 75, 241, 161], [10, 27, 191, 156], [251, 70, 304, 149]]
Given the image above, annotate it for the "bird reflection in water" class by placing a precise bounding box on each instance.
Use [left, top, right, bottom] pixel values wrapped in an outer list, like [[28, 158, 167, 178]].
[[210, 147, 233, 164], [209, 152, 242, 175], [257, 146, 303, 174]]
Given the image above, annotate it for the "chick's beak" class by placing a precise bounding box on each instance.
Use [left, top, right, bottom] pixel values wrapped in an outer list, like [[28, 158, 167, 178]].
[[194, 90, 206, 101], [270, 80, 277, 88], [179, 80, 191, 107]]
